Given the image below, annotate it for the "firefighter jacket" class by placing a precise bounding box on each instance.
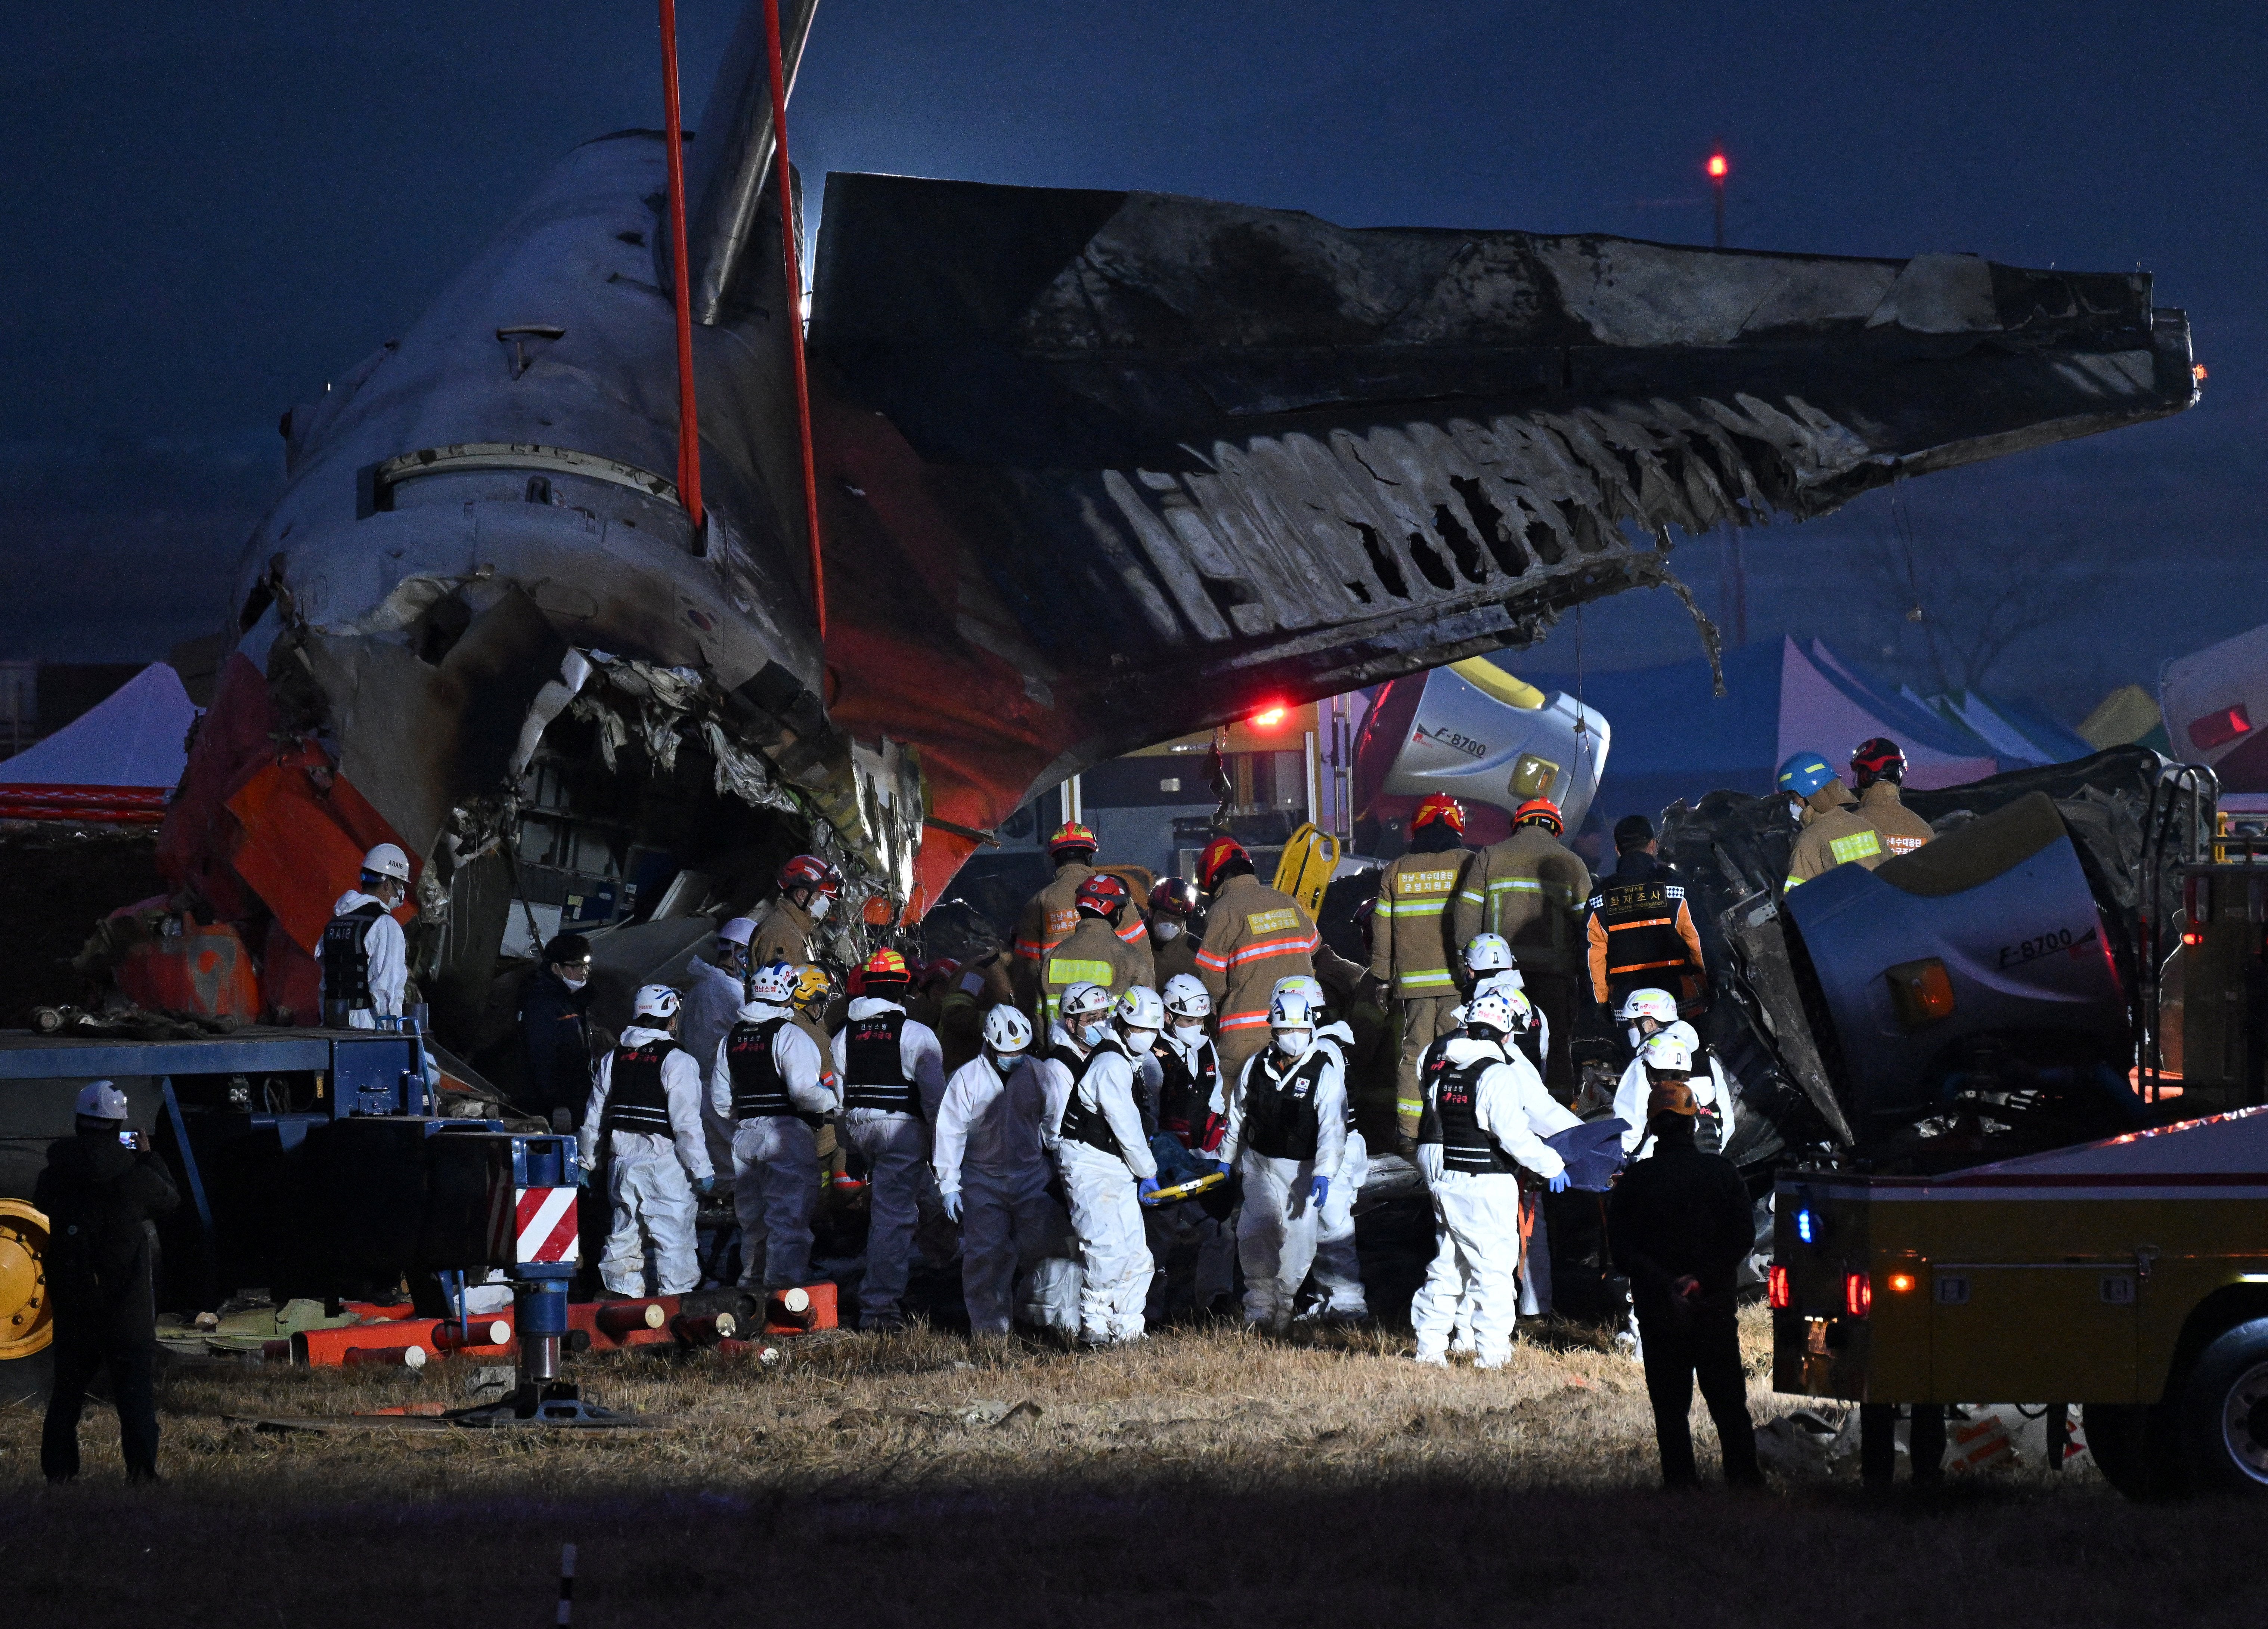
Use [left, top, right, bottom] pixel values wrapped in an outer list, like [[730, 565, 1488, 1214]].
[[1786, 788, 1889, 888], [1149, 923, 1203, 986], [1450, 826, 1592, 977], [1856, 779, 1936, 859], [750, 894, 817, 969], [1193, 873, 1322, 1050], [1012, 861, 1153, 1005], [1038, 914, 1156, 1026], [1585, 851, 1705, 1008], [1369, 848, 1467, 998]]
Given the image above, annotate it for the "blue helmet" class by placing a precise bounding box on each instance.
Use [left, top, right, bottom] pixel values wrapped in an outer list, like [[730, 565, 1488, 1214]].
[[1776, 751, 1839, 798]]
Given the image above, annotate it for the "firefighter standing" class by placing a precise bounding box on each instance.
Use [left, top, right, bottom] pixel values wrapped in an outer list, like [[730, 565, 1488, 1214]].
[[1452, 797, 1591, 1095], [1849, 737, 1936, 858], [1039, 873, 1155, 1027], [1146, 877, 1203, 985], [1779, 752, 1891, 889], [1012, 822, 1153, 1012], [1585, 815, 1705, 1024], [1371, 794, 1471, 1149], [1191, 836, 1322, 1085], [753, 854, 842, 967]]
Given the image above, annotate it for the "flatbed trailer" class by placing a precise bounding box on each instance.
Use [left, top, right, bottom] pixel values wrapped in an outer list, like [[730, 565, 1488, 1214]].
[[1772, 1107, 2268, 1499]]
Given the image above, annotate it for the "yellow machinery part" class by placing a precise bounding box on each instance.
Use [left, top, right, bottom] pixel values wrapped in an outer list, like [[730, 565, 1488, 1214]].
[[0, 1199, 53, 1361], [1140, 1171, 1228, 1205], [1272, 823, 1341, 918]]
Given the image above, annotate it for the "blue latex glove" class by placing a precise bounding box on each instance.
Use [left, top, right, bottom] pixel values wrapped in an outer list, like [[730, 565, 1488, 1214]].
[[1546, 1170, 1570, 1193], [1138, 1176, 1161, 1204], [1309, 1174, 1329, 1207], [696, 1174, 716, 1194], [941, 1189, 963, 1223]]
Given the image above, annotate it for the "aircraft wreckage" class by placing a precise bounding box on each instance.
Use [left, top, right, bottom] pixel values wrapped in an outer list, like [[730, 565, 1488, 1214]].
[[157, 0, 2197, 1045]]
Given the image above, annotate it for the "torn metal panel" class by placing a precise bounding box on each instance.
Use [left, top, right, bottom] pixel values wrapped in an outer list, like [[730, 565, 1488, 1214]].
[[808, 172, 2195, 903]]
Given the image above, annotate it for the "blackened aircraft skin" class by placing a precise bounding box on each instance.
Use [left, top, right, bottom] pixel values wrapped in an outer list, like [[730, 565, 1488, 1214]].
[[193, 0, 2197, 1036]]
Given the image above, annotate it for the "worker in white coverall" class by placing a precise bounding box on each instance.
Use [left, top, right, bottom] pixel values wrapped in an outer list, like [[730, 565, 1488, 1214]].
[[1614, 1020, 1736, 1157], [1220, 987, 1347, 1335], [933, 1004, 1070, 1336], [1041, 982, 1159, 1345], [319, 842, 412, 1030], [580, 984, 714, 1296], [1144, 975, 1237, 1321], [1459, 935, 1550, 1082], [682, 916, 757, 1172], [1270, 975, 1368, 1325], [1412, 987, 1567, 1368], [709, 959, 834, 1289], [831, 948, 946, 1330]]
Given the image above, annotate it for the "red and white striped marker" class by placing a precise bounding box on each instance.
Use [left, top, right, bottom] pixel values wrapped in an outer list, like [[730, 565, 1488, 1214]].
[[557, 1543, 575, 1626], [516, 1187, 578, 1265]]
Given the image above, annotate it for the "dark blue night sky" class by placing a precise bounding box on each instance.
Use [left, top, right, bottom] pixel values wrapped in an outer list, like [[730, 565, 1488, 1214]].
[[4, 1, 2260, 717]]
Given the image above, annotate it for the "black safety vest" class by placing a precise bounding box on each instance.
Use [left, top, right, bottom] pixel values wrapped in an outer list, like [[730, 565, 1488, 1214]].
[[320, 899, 385, 1010], [1589, 875, 1694, 1007], [1239, 1048, 1328, 1162], [843, 1008, 918, 1115], [1057, 1038, 1136, 1164], [1418, 1049, 1521, 1176], [1156, 1036, 1219, 1149], [599, 1039, 678, 1138], [725, 1017, 797, 1119]]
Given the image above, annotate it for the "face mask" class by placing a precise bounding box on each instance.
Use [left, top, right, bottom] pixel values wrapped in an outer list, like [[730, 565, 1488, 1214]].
[[1153, 920, 1183, 943], [1273, 1029, 1311, 1057], [809, 894, 833, 921], [1172, 1018, 1206, 1039], [1079, 1021, 1109, 1047], [1124, 1027, 1160, 1054], [991, 1051, 1024, 1076], [560, 968, 590, 991]]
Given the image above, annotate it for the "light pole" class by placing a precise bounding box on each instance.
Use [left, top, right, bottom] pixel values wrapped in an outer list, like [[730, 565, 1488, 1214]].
[[1707, 149, 1729, 248]]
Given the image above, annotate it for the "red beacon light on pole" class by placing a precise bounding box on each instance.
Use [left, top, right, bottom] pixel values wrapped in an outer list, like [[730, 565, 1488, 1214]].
[[1706, 152, 1729, 180]]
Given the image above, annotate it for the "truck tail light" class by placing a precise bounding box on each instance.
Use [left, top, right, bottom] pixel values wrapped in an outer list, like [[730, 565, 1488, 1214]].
[[1767, 1264, 1790, 1309], [1887, 1271, 1915, 1295], [1885, 958, 1955, 1029], [2185, 875, 2209, 946], [1845, 1271, 1872, 1317]]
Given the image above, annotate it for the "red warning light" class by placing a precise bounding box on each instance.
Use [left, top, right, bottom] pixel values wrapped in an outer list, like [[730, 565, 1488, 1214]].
[[1706, 152, 1729, 180], [1250, 705, 1289, 730]]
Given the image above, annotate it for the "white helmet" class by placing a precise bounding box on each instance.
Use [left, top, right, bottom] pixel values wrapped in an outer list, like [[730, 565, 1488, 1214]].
[[74, 1079, 127, 1120], [1473, 963, 1526, 996], [983, 1004, 1034, 1055], [1271, 974, 1326, 1010], [1463, 933, 1514, 973], [1059, 981, 1112, 1023], [1641, 1031, 1694, 1073], [362, 842, 411, 885], [1495, 984, 1536, 1030], [1269, 987, 1319, 1030], [1466, 986, 1519, 1037], [633, 983, 681, 1021], [1619, 987, 1680, 1024], [717, 916, 757, 949], [1162, 974, 1211, 1020], [1115, 985, 1165, 1032], [1664, 1019, 1700, 1054], [747, 960, 799, 1004]]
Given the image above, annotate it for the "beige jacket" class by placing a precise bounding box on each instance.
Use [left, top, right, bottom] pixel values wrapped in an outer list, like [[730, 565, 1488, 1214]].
[[1368, 848, 1466, 998], [1195, 873, 1321, 1048], [1856, 779, 1936, 859], [1011, 860, 1153, 1006], [1038, 915, 1155, 1025], [1451, 826, 1592, 977]]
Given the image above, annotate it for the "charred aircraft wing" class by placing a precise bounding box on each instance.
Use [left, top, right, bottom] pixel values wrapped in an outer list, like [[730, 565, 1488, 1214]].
[[805, 174, 2196, 906]]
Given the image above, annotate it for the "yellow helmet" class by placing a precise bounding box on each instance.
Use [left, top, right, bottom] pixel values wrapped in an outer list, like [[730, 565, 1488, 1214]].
[[791, 964, 831, 1010]]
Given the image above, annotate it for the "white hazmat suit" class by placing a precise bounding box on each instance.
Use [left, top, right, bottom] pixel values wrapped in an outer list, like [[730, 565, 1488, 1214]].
[[832, 996, 946, 1328], [1221, 1038, 1347, 1333], [1412, 1035, 1565, 1367], [1612, 1027, 1737, 1157], [1041, 1032, 1157, 1344], [708, 999, 834, 1289], [1304, 1018, 1369, 1320], [682, 956, 748, 1172], [933, 1052, 1069, 1334], [580, 1024, 714, 1295], [323, 889, 406, 1029]]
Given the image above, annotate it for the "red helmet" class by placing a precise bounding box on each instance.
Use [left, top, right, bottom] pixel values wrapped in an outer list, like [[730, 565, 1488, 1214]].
[[861, 947, 911, 987], [920, 956, 960, 990], [1512, 797, 1564, 834], [1047, 821, 1099, 859], [1075, 872, 1131, 920], [1148, 877, 1198, 920], [778, 854, 842, 895], [1851, 737, 1906, 789], [1412, 794, 1467, 834], [1197, 836, 1250, 893]]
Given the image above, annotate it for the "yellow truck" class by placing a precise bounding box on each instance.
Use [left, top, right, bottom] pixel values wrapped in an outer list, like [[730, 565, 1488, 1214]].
[[1772, 1107, 2268, 1499]]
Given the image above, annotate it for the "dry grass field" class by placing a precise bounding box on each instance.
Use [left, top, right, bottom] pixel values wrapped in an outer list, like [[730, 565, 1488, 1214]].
[[5, 1308, 2262, 1626]]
